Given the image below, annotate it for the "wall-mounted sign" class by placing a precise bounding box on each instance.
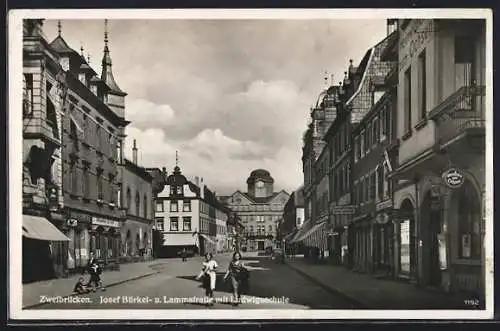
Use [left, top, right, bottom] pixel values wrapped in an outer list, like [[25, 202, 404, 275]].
[[376, 212, 390, 224], [442, 168, 465, 189], [91, 217, 120, 228], [331, 205, 356, 215]]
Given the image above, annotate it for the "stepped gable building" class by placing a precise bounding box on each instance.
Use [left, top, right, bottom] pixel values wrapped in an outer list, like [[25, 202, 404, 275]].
[[221, 169, 290, 252]]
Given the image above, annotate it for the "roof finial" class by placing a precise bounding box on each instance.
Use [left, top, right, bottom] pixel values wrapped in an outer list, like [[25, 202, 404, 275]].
[[87, 53, 91, 64], [104, 19, 109, 47], [324, 70, 329, 88], [57, 20, 62, 36], [330, 74, 334, 86], [80, 46, 84, 57], [175, 150, 179, 167]]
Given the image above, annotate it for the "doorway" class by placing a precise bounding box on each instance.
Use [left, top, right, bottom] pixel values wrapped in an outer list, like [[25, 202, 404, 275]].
[[422, 191, 444, 287]]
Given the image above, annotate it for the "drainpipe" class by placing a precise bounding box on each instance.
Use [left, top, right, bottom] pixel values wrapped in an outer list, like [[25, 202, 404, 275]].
[[414, 176, 421, 285]]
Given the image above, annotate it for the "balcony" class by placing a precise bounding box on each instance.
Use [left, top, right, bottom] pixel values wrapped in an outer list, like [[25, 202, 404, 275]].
[[429, 85, 485, 153]]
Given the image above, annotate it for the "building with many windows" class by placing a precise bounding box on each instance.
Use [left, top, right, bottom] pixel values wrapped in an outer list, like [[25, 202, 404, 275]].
[[279, 186, 305, 253], [389, 19, 486, 298], [53, 20, 129, 273], [154, 166, 230, 257], [221, 170, 289, 252], [118, 140, 154, 261], [22, 19, 70, 283]]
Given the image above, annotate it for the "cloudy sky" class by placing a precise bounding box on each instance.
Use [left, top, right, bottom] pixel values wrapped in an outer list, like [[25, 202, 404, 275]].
[[43, 18, 386, 195]]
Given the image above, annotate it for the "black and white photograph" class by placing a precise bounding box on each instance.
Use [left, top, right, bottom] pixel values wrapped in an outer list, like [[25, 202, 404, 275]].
[[8, 9, 493, 320]]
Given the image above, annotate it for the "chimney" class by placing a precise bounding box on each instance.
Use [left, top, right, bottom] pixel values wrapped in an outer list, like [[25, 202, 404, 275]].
[[200, 177, 204, 199], [195, 176, 199, 187], [132, 139, 138, 164], [162, 167, 167, 182]]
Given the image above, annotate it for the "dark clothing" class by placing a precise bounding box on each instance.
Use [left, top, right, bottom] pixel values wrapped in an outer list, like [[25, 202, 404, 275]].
[[227, 261, 249, 296]]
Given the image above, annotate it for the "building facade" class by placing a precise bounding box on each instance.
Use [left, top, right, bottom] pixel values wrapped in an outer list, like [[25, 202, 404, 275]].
[[222, 170, 289, 252], [22, 19, 70, 282], [22, 19, 130, 281], [52, 21, 129, 273], [390, 19, 486, 298], [279, 186, 305, 253], [119, 141, 154, 262], [154, 167, 229, 257]]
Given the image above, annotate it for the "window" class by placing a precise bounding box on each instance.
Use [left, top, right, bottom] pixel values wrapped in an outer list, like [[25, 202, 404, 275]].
[[69, 161, 77, 194], [373, 89, 385, 106], [364, 177, 369, 202], [126, 188, 131, 212], [458, 183, 481, 260], [143, 194, 148, 218], [377, 164, 384, 201], [183, 200, 191, 212], [370, 172, 376, 201], [23, 74, 33, 116], [360, 130, 365, 157], [170, 200, 178, 212], [366, 123, 372, 151], [268, 225, 273, 232], [96, 126, 101, 151], [418, 50, 427, 120], [183, 217, 192, 231], [380, 106, 387, 141], [97, 172, 103, 200], [155, 217, 164, 231], [170, 186, 176, 195], [373, 117, 379, 144], [135, 193, 140, 216], [170, 217, 179, 231], [108, 174, 115, 203], [176, 186, 183, 195], [455, 36, 475, 88], [354, 137, 359, 162], [156, 201, 164, 212], [404, 67, 412, 133]]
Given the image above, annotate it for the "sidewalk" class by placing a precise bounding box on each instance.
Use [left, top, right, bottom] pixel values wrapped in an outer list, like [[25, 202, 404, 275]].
[[23, 259, 164, 309], [285, 257, 477, 310]]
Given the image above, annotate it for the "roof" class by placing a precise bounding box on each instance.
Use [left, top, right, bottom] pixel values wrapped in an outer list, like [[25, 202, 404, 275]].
[[247, 168, 274, 184], [123, 158, 153, 182], [49, 35, 76, 54], [101, 46, 127, 96], [165, 166, 188, 186]]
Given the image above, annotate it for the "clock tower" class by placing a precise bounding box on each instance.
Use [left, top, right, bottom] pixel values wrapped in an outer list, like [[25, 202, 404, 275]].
[[247, 169, 274, 198]]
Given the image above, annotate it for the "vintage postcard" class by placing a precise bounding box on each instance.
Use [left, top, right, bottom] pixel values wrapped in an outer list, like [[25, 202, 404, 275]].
[[8, 9, 494, 321]]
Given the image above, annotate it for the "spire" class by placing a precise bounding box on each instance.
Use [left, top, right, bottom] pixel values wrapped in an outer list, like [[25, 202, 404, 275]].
[[57, 20, 62, 36], [101, 19, 127, 96], [175, 150, 179, 167], [80, 46, 84, 58], [87, 53, 91, 64], [323, 70, 328, 88]]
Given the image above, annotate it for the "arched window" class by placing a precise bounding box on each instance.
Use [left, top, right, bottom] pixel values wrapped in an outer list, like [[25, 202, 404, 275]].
[[126, 188, 131, 213], [135, 192, 140, 217], [143, 194, 148, 218]]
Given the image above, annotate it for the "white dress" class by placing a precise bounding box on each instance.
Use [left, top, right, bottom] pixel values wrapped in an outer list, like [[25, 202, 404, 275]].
[[203, 260, 218, 290]]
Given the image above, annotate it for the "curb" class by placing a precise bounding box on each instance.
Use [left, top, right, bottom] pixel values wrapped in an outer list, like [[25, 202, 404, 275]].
[[284, 261, 368, 309], [23, 271, 160, 310]]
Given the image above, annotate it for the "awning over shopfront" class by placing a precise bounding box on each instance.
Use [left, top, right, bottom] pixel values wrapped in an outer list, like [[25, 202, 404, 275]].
[[23, 215, 70, 241], [294, 221, 327, 244]]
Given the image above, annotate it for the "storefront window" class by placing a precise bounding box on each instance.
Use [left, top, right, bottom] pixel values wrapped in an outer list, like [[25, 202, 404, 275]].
[[458, 182, 481, 260], [400, 219, 411, 274]]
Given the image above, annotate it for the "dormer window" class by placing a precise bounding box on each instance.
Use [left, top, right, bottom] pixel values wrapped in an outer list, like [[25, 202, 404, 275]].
[[78, 72, 86, 85], [91, 84, 98, 95]]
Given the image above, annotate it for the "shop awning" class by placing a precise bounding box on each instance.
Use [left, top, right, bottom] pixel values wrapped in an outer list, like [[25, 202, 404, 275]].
[[23, 215, 70, 241], [294, 221, 327, 243], [199, 233, 216, 244]]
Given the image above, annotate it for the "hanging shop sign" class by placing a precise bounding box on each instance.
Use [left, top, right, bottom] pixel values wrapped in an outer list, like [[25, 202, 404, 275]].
[[66, 218, 78, 227], [91, 217, 120, 228], [442, 168, 465, 189], [376, 212, 390, 225]]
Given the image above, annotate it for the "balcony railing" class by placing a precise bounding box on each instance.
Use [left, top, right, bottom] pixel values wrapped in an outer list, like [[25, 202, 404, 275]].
[[428, 85, 485, 147]]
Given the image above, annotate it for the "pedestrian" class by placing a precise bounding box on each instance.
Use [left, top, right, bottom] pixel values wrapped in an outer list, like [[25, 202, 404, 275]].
[[86, 252, 105, 292], [196, 252, 218, 306], [223, 251, 249, 306], [181, 248, 187, 262], [73, 276, 91, 294]]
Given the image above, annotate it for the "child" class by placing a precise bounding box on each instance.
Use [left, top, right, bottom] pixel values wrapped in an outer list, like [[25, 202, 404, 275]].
[[73, 277, 90, 294], [196, 253, 218, 306], [87, 261, 105, 292]]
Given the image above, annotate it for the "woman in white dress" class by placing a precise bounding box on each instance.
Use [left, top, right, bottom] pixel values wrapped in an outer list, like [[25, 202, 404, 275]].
[[196, 252, 218, 306]]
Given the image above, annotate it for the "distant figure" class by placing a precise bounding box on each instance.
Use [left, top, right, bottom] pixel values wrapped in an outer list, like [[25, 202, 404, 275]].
[[224, 251, 249, 306], [196, 253, 218, 306], [180, 248, 188, 262]]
